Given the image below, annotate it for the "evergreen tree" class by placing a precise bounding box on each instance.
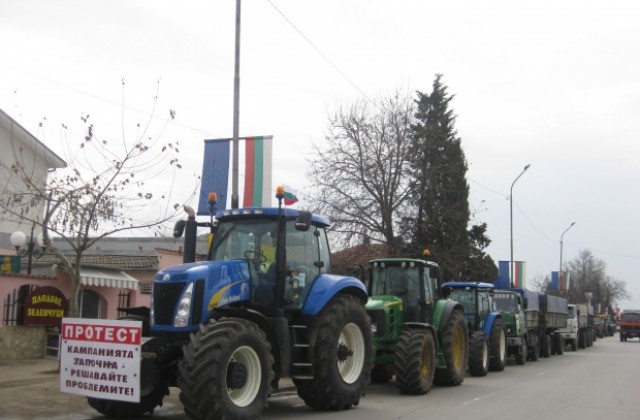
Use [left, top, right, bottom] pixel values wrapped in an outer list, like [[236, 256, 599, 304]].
[[405, 74, 495, 280]]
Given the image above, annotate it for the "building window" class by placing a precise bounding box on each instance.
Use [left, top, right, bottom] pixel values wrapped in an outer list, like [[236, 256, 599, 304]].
[[79, 289, 104, 319]]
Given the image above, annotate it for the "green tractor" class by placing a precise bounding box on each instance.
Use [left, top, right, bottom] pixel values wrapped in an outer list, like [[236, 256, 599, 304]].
[[365, 256, 469, 395]]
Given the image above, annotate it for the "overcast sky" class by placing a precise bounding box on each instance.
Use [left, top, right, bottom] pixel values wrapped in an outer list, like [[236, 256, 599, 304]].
[[2, 0, 639, 309]]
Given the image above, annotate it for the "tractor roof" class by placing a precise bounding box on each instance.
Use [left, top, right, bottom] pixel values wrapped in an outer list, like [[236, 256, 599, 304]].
[[216, 207, 330, 227], [442, 281, 495, 290], [369, 258, 439, 268]]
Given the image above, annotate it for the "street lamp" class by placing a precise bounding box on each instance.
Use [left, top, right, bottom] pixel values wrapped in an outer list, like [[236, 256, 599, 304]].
[[10, 224, 47, 275], [510, 164, 531, 287], [559, 222, 576, 289]]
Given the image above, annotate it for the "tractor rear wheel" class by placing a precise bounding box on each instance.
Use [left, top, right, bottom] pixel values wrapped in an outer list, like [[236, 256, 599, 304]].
[[488, 318, 507, 371], [394, 329, 436, 395], [177, 318, 274, 420], [433, 308, 468, 386], [469, 331, 489, 377], [294, 294, 373, 410]]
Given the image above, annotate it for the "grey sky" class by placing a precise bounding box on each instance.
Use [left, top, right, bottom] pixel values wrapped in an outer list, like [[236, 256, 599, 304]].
[[1, 0, 639, 309]]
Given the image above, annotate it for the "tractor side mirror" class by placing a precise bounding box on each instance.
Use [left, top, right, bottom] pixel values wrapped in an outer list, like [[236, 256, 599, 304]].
[[295, 211, 312, 231]]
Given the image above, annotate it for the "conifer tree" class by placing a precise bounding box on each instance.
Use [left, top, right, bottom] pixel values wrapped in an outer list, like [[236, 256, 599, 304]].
[[406, 74, 495, 280]]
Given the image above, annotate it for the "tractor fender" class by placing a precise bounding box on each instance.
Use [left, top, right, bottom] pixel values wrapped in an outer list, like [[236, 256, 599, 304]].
[[437, 299, 465, 333], [301, 273, 368, 316], [482, 312, 502, 336], [404, 322, 437, 337]]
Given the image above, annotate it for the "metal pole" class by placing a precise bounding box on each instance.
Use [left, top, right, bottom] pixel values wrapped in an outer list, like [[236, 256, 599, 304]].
[[231, 0, 241, 209], [559, 222, 576, 289], [509, 164, 530, 287]]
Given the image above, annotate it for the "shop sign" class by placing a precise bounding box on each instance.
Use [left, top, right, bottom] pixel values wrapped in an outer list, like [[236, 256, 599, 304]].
[[23, 286, 68, 325]]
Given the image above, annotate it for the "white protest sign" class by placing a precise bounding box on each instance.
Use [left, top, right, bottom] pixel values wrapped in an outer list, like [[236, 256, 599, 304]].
[[60, 318, 142, 402]]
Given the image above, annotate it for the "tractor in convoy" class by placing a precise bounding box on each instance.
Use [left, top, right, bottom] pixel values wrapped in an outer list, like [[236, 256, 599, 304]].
[[493, 289, 528, 365], [441, 282, 507, 377], [365, 254, 469, 394], [86, 188, 373, 419]]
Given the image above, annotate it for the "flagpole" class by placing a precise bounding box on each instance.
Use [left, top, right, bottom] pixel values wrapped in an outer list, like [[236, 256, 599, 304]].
[[231, 0, 241, 209]]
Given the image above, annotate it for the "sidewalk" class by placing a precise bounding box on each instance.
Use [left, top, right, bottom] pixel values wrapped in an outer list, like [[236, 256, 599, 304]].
[[0, 357, 297, 419], [0, 357, 98, 419]]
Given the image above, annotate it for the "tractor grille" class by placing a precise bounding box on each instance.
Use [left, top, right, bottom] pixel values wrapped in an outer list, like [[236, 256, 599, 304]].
[[153, 280, 205, 326]]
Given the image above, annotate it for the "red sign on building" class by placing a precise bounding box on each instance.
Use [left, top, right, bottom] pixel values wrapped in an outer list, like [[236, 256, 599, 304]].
[[23, 286, 68, 325]]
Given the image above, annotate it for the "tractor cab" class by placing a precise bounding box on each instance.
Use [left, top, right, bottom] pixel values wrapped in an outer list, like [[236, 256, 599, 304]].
[[368, 258, 440, 322], [207, 208, 332, 312]]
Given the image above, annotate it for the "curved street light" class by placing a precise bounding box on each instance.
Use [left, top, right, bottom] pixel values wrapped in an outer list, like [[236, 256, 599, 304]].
[[510, 164, 531, 287], [559, 221, 576, 289]]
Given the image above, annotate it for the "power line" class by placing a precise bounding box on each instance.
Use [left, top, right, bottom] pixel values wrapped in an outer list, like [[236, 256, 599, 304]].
[[265, 0, 373, 104]]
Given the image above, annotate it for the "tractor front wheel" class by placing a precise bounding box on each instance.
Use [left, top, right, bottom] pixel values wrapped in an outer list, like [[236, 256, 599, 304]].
[[514, 335, 527, 365], [294, 294, 373, 410], [488, 318, 507, 372], [394, 329, 436, 395], [177, 318, 274, 420], [469, 331, 489, 377]]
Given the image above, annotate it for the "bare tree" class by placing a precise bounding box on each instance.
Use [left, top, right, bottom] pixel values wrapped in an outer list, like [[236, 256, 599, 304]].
[[2, 84, 193, 316], [566, 249, 629, 312], [307, 91, 414, 250]]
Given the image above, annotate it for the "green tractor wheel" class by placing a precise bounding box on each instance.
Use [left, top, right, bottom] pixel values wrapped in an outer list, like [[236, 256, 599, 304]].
[[433, 308, 468, 386], [488, 318, 507, 372], [394, 329, 436, 395]]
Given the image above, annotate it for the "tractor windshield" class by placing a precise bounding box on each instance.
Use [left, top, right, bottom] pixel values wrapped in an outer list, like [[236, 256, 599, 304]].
[[209, 215, 330, 308], [494, 293, 518, 313], [371, 265, 420, 297]]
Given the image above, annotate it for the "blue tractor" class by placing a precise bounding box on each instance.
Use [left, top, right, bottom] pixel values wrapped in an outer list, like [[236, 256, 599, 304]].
[[87, 190, 373, 419], [441, 282, 507, 377]]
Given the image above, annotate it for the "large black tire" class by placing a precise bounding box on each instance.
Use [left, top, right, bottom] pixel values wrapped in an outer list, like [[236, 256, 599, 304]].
[[371, 364, 393, 383], [553, 334, 564, 355], [394, 329, 436, 395], [468, 331, 489, 377], [433, 308, 468, 386], [540, 334, 551, 358], [177, 318, 274, 420], [514, 335, 527, 365], [294, 294, 373, 410], [570, 335, 577, 351], [579, 331, 586, 349], [87, 314, 167, 418], [488, 319, 507, 372], [87, 384, 169, 419], [528, 335, 539, 361]]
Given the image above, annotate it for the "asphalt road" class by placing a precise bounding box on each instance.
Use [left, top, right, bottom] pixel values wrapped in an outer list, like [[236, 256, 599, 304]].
[[0, 335, 637, 420]]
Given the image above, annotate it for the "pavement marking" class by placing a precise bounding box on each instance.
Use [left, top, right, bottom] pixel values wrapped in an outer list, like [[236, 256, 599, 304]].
[[462, 391, 499, 406]]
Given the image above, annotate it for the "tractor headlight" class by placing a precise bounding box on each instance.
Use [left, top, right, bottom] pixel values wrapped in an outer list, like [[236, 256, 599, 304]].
[[174, 283, 194, 327]]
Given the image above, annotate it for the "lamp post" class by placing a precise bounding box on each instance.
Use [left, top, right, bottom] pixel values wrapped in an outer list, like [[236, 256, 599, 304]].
[[10, 224, 47, 275], [510, 164, 531, 287], [559, 221, 576, 289]]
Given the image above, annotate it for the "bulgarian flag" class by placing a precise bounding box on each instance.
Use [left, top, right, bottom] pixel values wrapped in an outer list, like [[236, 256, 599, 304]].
[[243, 136, 273, 208], [512, 261, 526, 288], [560, 271, 570, 290], [283, 184, 299, 206]]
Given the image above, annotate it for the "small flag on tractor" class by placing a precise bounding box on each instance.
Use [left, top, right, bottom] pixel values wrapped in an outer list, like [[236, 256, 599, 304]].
[[283, 185, 299, 206]]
